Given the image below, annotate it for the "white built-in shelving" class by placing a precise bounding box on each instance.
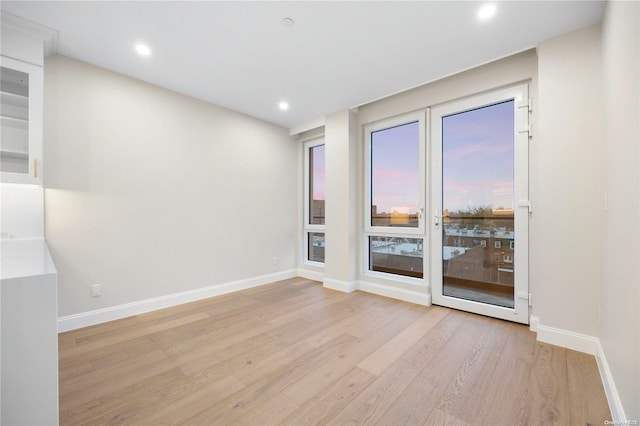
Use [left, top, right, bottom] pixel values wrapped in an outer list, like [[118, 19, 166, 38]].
[[1, 11, 58, 426], [1, 57, 42, 184]]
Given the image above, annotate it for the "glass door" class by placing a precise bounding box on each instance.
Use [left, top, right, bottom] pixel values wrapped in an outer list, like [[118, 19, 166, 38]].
[[430, 85, 530, 324]]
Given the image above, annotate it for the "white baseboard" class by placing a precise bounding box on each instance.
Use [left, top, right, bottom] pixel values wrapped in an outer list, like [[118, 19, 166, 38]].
[[534, 322, 598, 355], [530, 317, 627, 420], [318, 275, 431, 306], [596, 340, 628, 422], [320, 277, 431, 306], [323, 278, 357, 293], [57, 269, 297, 332], [358, 280, 431, 306], [296, 267, 324, 283]]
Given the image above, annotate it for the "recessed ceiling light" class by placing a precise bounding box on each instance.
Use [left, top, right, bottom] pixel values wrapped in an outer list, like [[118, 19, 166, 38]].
[[135, 43, 151, 56], [282, 17, 295, 27], [279, 101, 289, 111], [477, 4, 496, 21]]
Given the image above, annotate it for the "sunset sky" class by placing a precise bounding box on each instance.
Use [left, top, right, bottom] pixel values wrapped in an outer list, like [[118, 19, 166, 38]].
[[442, 100, 514, 212], [313, 99, 514, 214], [371, 121, 420, 214], [312, 144, 325, 201]]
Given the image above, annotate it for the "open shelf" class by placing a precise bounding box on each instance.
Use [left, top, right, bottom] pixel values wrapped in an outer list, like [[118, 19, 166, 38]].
[[1, 115, 28, 130], [1, 90, 28, 108], [1, 149, 29, 159]]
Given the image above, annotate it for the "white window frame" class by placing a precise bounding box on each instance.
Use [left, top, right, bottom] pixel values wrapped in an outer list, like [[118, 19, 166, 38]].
[[430, 83, 530, 324], [363, 111, 427, 281], [303, 137, 326, 265], [364, 112, 427, 236]]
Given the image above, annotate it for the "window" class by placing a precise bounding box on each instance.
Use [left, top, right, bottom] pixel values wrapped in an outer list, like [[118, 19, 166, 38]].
[[309, 143, 325, 226], [368, 120, 422, 229], [308, 232, 325, 263], [369, 236, 423, 278], [364, 113, 425, 278], [304, 138, 325, 264]]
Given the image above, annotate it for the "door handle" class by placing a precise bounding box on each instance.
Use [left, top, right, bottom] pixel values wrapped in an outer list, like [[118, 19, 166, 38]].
[[434, 209, 440, 227]]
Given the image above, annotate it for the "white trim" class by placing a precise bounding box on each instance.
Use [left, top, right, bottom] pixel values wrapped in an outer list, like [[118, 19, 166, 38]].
[[323, 278, 357, 293], [1, 12, 58, 58], [303, 137, 326, 232], [529, 315, 540, 332], [534, 322, 598, 355], [530, 316, 627, 421], [596, 340, 628, 422], [57, 269, 297, 332], [302, 138, 326, 265], [290, 117, 325, 137], [358, 280, 431, 306], [297, 267, 324, 283], [360, 269, 424, 287]]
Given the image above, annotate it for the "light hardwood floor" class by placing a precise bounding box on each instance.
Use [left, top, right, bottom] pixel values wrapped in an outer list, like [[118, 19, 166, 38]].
[[59, 278, 611, 425]]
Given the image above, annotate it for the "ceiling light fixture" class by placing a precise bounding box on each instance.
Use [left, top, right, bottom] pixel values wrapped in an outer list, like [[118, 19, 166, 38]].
[[279, 101, 289, 111], [135, 43, 151, 56], [477, 4, 496, 21]]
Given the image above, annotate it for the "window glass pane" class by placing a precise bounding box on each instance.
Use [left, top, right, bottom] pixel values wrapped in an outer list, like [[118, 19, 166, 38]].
[[371, 121, 420, 227], [441, 100, 515, 308], [309, 144, 325, 225], [308, 232, 325, 263], [369, 236, 423, 278]]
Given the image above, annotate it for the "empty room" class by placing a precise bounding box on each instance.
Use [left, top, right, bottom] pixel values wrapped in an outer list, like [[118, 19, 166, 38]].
[[1, 1, 638, 425]]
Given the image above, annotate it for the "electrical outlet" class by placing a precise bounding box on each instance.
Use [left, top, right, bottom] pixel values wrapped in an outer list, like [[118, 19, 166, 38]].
[[272, 256, 278, 266], [91, 283, 101, 297]]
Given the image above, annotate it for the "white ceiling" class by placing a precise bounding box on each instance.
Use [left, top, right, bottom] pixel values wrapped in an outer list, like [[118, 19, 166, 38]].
[[1, 1, 605, 129]]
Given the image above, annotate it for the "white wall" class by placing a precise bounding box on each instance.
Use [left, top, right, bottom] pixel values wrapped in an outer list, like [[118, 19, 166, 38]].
[[0, 183, 44, 238], [536, 25, 604, 337], [600, 1, 640, 420], [44, 55, 299, 318], [323, 110, 358, 291]]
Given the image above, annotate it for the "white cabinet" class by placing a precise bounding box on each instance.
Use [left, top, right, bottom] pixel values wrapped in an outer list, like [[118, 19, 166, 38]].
[[1, 238, 59, 426], [1, 55, 43, 184], [0, 12, 59, 426]]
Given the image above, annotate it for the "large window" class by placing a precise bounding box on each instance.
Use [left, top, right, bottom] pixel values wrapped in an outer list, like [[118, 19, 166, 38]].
[[370, 121, 421, 228], [365, 113, 425, 278], [304, 138, 325, 264]]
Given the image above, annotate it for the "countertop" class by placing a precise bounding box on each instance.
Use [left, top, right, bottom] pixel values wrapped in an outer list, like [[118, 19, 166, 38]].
[[1, 237, 57, 280]]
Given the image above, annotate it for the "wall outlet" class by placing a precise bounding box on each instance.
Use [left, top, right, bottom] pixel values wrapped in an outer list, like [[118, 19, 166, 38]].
[[91, 283, 101, 297], [272, 256, 278, 266]]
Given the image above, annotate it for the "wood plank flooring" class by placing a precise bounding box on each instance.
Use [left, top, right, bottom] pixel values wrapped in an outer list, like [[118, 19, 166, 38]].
[[58, 278, 611, 425]]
